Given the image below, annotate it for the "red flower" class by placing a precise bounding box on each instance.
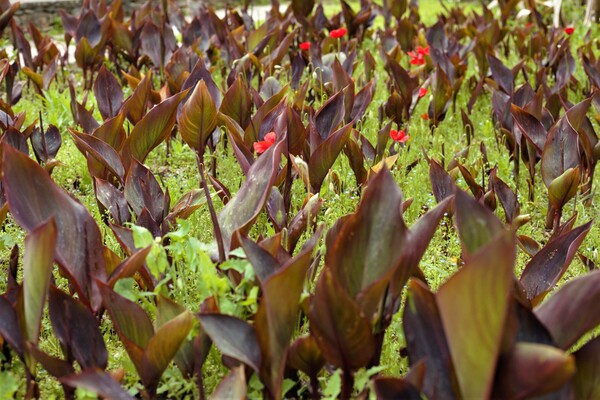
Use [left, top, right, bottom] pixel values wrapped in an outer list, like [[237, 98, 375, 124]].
[[330, 28, 347, 39], [299, 42, 311, 51], [408, 46, 430, 66], [418, 87, 428, 98], [421, 113, 430, 120], [408, 52, 424, 65], [254, 132, 276, 154], [390, 129, 410, 143], [416, 46, 430, 56], [564, 26, 574, 35]]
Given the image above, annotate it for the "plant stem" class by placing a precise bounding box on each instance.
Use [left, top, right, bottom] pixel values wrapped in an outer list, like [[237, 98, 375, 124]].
[[310, 374, 320, 400], [197, 154, 226, 262], [340, 368, 354, 400]]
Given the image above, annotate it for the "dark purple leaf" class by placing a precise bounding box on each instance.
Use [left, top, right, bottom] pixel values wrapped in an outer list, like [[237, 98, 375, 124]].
[[314, 90, 346, 141], [520, 221, 592, 304], [48, 286, 108, 370], [540, 115, 580, 188], [436, 232, 515, 399], [21, 219, 56, 344], [2, 145, 107, 311], [218, 140, 283, 253], [255, 235, 316, 397], [488, 54, 513, 94], [70, 129, 125, 183], [327, 167, 408, 303], [309, 268, 375, 371], [403, 279, 457, 399], [178, 80, 218, 153], [197, 314, 261, 372], [308, 122, 352, 192], [94, 178, 131, 225], [535, 269, 600, 349], [429, 158, 456, 204], [287, 336, 324, 378], [94, 66, 123, 120], [454, 188, 503, 256], [511, 103, 546, 154], [373, 377, 422, 399], [124, 159, 166, 222], [493, 343, 574, 399], [123, 90, 188, 167], [572, 336, 600, 399], [239, 234, 280, 283], [60, 369, 134, 400]]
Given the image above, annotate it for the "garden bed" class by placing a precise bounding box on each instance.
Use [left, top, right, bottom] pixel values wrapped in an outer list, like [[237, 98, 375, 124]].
[[0, 0, 599, 398]]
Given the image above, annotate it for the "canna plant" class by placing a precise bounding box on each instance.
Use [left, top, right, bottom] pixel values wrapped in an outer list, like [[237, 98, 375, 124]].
[[398, 188, 598, 399]]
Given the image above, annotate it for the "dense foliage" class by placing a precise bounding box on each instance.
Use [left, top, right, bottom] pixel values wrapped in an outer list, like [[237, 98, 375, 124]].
[[0, 0, 600, 398]]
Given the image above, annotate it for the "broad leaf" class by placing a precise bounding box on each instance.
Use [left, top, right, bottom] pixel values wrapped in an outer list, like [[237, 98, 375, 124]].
[[94, 65, 123, 120], [287, 336, 324, 378], [98, 282, 153, 359], [198, 314, 261, 372], [218, 140, 283, 253], [212, 366, 246, 400], [572, 336, 600, 399], [141, 310, 194, 386], [314, 90, 345, 141], [436, 232, 515, 399], [510, 104, 546, 154], [123, 90, 188, 167], [488, 54, 514, 94], [0, 297, 23, 357], [70, 129, 126, 183], [2, 145, 107, 311], [520, 221, 592, 304], [535, 269, 600, 349], [178, 80, 218, 153], [403, 279, 457, 399], [308, 121, 352, 192], [540, 115, 580, 188], [22, 219, 56, 344], [60, 369, 134, 400], [493, 343, 574, 398], [454, 188, 504, 256], [309, 268, 375, 370], [429, 158, 456, 204], [239, 234, 280, 283], [255, 237, 316, 397], [124, 160, 166, 222], [547, 167, 579, 210], [48, 286, 108, 370], [327, 167, 408, 300], [220, 75, 252, 129], [107, 246, 152, 287]]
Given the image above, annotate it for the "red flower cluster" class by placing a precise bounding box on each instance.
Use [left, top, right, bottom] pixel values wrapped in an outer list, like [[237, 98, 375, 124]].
[[390, 129, 410, 143], [299, 42, 311, 51], [564, 26, 574, 35], [254, 132, 276, 154], [408, 46, 430, 66], [330, 28, 347, 39], [418, 87, 428, 98]]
